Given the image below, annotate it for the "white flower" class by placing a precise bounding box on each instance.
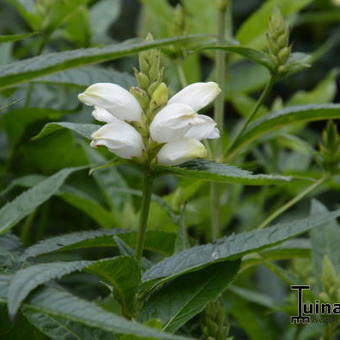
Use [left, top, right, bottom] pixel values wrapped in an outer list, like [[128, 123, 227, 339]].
[[91, 116, 144, 159], [157, 139, 207, 166], [150, 83, 221, 144], [78, 83, 142, 122], [168, 82, 221, 112]]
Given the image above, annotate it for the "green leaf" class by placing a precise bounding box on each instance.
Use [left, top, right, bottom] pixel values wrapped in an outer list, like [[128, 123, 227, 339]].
[[8, 261, 93, 318], [141, 261, 240, 332], [0, 275, 188, 339], [33, 66, 135, 89], [87, 257, 140, 318], [22, 309, 116, 340], [310, 200, 340, 290], [33, 122, 99, 140], [142, 208, 340, 288], [0, 35, 203, 89], [0, 32, 37, 43], [198, 44, 275, 71], [227, 103, 340, 160], [21, 230, 176, 261], [0, 166, 86, 234], [158, 160, 291, 185]]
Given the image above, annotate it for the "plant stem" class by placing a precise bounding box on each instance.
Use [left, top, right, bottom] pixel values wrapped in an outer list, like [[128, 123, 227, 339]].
[[257, 175, 328, 230], [176, 60, 187, 88], [135, 170, 153, 262], [225, 76, 275, 161], [210, 1, 229, 241]]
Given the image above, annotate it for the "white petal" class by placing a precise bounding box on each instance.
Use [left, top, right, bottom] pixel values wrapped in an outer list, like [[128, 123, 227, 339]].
[[185, 115, 220, 140], [157, 139, 207, 166], [150, 103, 198, 143], [91, 120, 144, 159], [78, 83, 142, 122], [168, 82, 221, 112], [92, 107, 116, 123]]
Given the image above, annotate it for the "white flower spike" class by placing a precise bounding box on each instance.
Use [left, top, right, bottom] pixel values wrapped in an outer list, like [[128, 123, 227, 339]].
[[78, 83, 142, 122], [91, 117, 144, 159], [157, 139, 207, 166], [168, 82, 221, 112]]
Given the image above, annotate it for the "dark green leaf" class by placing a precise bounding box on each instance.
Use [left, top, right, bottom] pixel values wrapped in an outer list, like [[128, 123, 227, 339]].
[[0, 167, 86, 234], [0, 35, 204, 89], [142, 208, 340, 288], [158, 160, 291, 185], [227, 104, 340, 159], [141, 261, 240, 332]]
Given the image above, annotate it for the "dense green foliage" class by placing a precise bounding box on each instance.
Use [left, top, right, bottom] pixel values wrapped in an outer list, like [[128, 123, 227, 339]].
[[0, 0, 339, 339]]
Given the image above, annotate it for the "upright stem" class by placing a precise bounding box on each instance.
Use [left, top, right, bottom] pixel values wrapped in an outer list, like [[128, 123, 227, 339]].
[[135, 170, 153, 262], [225, 76, 275, 160], [210, 1, 229, 241], [176, 60, 187, 88], [257, 175, 328, 230]]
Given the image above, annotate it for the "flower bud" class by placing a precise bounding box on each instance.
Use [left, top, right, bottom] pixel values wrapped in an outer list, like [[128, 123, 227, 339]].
[[129, 86, 149, 111], [134, 70, 150, 89], [150, 82, 168, 110]]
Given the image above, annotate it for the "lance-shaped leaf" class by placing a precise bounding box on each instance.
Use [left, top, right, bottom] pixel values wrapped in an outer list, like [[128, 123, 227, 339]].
[[0, 166, 87, 234], [0, 274, 188, 339], [227, 103, 340, 160], [142, 208, 340, 289], [141, 260, 240, 333], [158, 159, 291, 185], [0, 32, 37, 43], [0, 35, 203, 89]]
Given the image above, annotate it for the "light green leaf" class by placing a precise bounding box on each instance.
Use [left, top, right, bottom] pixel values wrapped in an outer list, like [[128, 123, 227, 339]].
[[0, 32, 37, 43], [236, 0, 313, 49], [33, 66, 135, 89], [0, 167, 86, 234], [141, 261, 240, 332], [227, 103, 340, 160], [158, 160, 291, 185], [142, 208, 340, 288], [0, 275, 188, 339], [0, 35, 203, 89]]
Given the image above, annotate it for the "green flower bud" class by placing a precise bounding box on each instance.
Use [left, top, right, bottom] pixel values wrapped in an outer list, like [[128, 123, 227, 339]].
[[134, 70, 150, 89], [150, 82, 168, 109]]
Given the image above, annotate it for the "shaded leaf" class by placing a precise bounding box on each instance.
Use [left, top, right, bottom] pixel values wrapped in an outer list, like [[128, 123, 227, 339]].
[[0, 32, 37, 43]]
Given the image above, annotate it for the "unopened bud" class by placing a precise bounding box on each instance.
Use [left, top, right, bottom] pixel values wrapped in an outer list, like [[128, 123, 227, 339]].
[[135, 71, 150, 89], [129, 87, 149, 110], [151, 82, 168, 108]]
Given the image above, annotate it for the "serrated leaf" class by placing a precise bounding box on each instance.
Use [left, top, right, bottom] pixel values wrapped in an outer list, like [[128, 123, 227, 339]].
[[0, 274, 188, 339], [22, 309, 116, 340], [21, 230, 176, 261], [142, 208, 340, 288], [0, 32, 37, 43], [158, 160, 291, 185], [0, 35, 203, 89], [8, 261, 93, 318], [227, 103, 340, 160], [141, 261, 240, 332], [0, 166, 86, 234]]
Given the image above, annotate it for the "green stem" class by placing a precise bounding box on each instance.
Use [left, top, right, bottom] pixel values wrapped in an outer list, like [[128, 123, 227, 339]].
[[257, 175, 328, 230], [176, 60, 187, 88], [210, 1, 229, 242], [225, 76, 275, 161], [135, 170, 153, 262]]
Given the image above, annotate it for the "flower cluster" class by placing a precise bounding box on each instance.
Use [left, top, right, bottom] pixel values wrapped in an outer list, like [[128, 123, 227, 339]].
[[78, 81, 221, 166]]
